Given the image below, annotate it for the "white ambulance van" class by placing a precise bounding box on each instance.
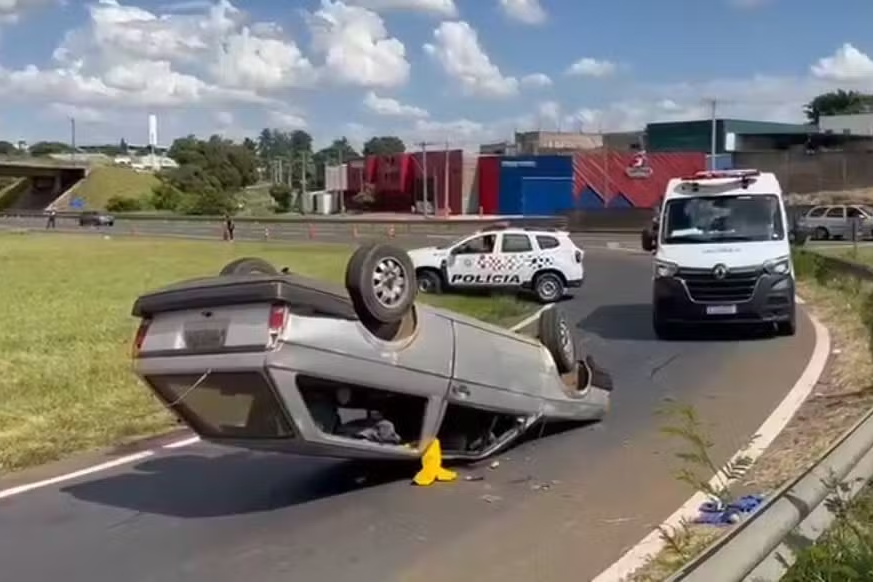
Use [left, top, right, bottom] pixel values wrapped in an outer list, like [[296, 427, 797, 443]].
[[641, 169, 796, 339]]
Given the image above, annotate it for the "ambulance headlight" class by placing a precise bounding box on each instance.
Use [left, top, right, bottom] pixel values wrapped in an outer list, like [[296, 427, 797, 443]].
[[654, 260, 678, 278], [763, 256, 791, 275]]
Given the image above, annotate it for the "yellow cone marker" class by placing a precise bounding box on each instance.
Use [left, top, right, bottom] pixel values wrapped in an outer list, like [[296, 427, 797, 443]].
[[413, 439, 457, 486]]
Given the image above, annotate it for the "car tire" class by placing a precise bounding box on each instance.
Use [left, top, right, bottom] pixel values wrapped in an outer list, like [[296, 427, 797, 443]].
[[813, 226, 829, 241], [219, 257, 279, 276], [775, 315, 796, 337], [416, 269, 442, 294], [652, 310, 679, 340], [538, 306, 576, 374], [533, 271, 564, 303], [345, 242, 416, 324]]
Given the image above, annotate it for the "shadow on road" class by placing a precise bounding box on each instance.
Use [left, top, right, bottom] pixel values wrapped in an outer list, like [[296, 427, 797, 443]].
[[61, 451, 415, 518], [579, 303, 776, 342]]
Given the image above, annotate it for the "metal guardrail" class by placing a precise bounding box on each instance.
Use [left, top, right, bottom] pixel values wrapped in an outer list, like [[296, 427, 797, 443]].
[[668, 250, 873, 582]]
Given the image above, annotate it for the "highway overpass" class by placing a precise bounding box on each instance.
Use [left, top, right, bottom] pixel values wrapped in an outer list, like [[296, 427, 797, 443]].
[[0, 158, 88, 211]]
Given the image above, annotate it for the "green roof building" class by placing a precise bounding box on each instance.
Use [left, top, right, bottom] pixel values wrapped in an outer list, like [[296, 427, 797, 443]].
[[645, 119, 816, 153]]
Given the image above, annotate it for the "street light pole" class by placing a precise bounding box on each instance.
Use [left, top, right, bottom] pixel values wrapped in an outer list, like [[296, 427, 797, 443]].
[[707, 98, 718, 170]]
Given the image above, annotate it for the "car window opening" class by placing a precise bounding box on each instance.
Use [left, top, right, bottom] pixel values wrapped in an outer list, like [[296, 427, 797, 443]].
[[297, 376, 427, 447], [437, 404, 524, 456]]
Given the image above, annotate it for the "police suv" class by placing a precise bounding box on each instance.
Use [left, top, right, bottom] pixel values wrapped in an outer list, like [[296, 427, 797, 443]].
[[641, 169, 796, 339], [407, 226, 585, 303]]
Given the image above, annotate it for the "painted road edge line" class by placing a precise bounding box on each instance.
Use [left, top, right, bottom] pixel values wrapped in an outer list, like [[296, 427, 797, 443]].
[[0, 304, 550, 500], [591, 302, 831, 582]]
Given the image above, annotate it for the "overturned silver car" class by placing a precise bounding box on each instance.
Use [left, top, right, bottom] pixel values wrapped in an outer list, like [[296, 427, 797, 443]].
[[130, 242, 612, 462]]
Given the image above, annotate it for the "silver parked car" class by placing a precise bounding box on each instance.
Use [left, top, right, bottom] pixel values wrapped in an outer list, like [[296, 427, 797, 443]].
[[797, 204, 873, 240], [130, 242, 612, 462]]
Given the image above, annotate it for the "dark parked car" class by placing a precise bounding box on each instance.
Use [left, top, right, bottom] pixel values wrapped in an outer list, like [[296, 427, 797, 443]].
[[79, 211, 115, 227]]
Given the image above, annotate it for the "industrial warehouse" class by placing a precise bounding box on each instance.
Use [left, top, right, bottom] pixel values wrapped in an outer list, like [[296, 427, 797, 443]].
[[325, 115, 873, 216]]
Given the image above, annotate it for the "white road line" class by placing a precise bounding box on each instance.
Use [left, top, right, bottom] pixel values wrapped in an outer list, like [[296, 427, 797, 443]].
[[163, 436, 201, 449], [0, 451, 155, 500], [591, 300, 831, 582]]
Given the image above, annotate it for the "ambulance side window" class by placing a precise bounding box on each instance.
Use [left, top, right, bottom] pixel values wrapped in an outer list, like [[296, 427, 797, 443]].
[[501, 233, 533, 253]]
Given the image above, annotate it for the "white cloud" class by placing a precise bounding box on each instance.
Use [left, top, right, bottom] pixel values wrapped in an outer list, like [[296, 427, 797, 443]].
[[47, 102, 109, 123], [214, 110, 234, 126], [343, 0, 457, 16], [211, 27, 316, 91], [811, 43, 873, 83], [268, 110, 307, 129], [363, 91, 428, 118], [497, 0, 546, 25], [520, 72, 552, 88], [306, 0, 410, 88], [0, 0, 55, 23], [566, 57, 617, 78], [423, 21, 518, 98]]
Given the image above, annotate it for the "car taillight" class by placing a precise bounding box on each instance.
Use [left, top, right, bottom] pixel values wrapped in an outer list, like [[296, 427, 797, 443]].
[[132, 318, 151, 358], [268, 304, 288, 346]]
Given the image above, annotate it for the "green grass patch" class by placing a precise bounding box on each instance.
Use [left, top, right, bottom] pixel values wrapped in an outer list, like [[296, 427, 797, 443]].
[[73, 166, 159, 210], [0, 232, 535, 472]]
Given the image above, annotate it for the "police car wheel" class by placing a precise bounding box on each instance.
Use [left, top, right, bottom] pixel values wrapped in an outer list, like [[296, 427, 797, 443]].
[[416, 269, 442, 294], [346, 242, 417, 324], [533, 272, 564, 303], [219, 257, 279, 276], [538, 307, 576, 374]]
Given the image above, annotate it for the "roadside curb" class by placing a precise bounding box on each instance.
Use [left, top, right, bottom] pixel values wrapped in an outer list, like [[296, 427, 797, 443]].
[[591, 300, 832, 582]]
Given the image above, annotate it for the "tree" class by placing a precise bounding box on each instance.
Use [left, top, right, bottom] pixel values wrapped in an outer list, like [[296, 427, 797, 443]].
[[0, 141, 19, 156], [363, 136, 405, 156], [257, 127, 316, 193], [804, 90, 873, 123], [269, 184, 294, 213], [156, 134, 260, 215], [29, 141, 73, 156]]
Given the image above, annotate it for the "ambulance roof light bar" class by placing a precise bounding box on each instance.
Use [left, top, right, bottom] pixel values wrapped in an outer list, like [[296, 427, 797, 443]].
[[680, 169, 761, 181], [678, 169, 760, 192]]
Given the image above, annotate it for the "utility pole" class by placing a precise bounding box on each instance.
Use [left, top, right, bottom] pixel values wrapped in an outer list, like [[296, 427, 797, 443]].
[[417, 141, 438, 215], [300, 150, 308, 194], [70, 117, 76, 163], [338, 147, 345, 213], [707, 98, 718, 170], [443, 139, 450, 216]]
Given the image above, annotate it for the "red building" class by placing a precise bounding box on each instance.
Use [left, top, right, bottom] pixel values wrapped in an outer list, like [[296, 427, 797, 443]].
[[344, 150, 466, 214]]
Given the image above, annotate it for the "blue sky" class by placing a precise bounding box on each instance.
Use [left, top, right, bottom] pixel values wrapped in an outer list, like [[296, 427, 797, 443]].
[[0, 0, 871, 150]]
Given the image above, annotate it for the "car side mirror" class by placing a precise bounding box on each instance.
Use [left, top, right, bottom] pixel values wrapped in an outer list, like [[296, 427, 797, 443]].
[[641, 228, 656, 252]]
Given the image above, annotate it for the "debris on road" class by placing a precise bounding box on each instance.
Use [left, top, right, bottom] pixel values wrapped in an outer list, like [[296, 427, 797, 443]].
[[694, 494, 765, 526], [481, 494, 502, 503]]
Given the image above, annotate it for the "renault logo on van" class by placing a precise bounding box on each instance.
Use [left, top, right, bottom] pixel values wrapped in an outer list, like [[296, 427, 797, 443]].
[[712, 264, 728, 279]]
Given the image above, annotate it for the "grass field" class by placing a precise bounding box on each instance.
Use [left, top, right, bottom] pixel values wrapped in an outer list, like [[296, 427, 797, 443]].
[[72, 166, 159, 209], [0, 232, 536, 472]]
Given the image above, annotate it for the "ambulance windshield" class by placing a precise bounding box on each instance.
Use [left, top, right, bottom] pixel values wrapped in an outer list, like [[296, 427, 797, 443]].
[[661, 194, 784, 244]]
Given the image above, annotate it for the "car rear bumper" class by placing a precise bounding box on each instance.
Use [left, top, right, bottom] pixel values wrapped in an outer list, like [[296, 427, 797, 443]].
[[653, 273, 795, 325]]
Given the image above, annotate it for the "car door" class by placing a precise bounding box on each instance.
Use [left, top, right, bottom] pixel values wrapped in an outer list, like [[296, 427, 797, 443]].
[[444, 233, 498, 288], [497, 232, 537, 285], [824, 206, 846, 238], [847, 206, 866, 240]]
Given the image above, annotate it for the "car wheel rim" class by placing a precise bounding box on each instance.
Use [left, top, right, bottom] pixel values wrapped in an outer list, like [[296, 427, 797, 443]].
[[418, 278, 432, 292], [372, 257, 407, 308], [540, 279, 558, 299]]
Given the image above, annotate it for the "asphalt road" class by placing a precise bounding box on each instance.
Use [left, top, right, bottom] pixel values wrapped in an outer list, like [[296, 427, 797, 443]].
[[0, 244, 816, 582]]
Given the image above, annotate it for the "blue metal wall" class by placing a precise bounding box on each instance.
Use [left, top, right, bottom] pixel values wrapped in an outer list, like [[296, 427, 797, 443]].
[[498, 156, 572, 215]]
